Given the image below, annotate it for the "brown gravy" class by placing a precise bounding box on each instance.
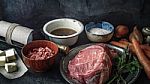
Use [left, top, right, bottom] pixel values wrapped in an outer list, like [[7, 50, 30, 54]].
[[50, 28, 77, 36]]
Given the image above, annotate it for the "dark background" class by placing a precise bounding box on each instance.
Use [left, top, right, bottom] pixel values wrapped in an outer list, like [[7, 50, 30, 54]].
[[0, 0, 150, 84], [0, 0, 148, 39]]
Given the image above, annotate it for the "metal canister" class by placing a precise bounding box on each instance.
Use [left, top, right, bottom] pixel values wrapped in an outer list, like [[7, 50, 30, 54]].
[[146, 36, 150, 44], [142, 27, 150, 44], [142, 27, 150, 36]]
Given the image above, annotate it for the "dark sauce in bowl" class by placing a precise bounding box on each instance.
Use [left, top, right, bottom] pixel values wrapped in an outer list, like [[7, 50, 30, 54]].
[[50, 28, 77, 36]]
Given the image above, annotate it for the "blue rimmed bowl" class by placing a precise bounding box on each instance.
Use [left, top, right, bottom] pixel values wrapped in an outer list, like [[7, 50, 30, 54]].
[[85, 21, 114, 42]]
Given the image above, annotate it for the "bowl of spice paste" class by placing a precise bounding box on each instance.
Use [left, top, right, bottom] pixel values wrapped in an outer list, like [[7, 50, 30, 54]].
[[85, 21, 114, 42]]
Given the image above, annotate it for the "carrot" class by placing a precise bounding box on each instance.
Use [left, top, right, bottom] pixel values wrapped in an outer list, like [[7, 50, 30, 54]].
[[110, 41, 150, 59], [118, 40, 134, 52], [131, 38, 150, 79], [110, 41, 128, 49], [118, 40, 150, 52], [119, 40, 131, 45], [144, 50, 150, 59], [110, 41, 135, 53], [141, 45, 150, 52], [129, 26, 143, 44]]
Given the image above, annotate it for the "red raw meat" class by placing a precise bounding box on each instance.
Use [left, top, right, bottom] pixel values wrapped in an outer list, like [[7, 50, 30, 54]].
[[68, 44, 112, 84], [28, 47, 54, 60]]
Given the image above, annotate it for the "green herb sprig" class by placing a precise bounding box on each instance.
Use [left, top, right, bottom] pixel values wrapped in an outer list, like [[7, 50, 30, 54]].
[[107, 48, 141, 84]]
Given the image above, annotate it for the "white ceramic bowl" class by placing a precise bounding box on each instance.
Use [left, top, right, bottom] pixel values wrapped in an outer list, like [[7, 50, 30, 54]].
[[43, 18, 84, 46]]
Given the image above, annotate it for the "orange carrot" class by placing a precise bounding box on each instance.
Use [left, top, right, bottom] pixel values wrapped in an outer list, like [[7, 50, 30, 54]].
[[132, 38, 150, 79], [144, 50, 150, 59], [110, 41, 128, 49], [141, 45, 150, 52], [119, 40, 150, 52], [110, 41, 150, 59], [110, 41, 135, 53], [119, 40, 131, 45]]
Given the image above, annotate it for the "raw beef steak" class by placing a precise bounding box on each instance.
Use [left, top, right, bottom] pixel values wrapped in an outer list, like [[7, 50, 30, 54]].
[[68, 44, 112, 84]]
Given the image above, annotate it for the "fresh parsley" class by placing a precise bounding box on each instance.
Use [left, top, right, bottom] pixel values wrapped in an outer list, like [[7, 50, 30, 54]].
[[106, 48, 141, 84]]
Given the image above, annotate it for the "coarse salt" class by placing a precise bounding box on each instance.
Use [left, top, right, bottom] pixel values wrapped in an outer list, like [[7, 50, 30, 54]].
[[89, 28, 111, 35]]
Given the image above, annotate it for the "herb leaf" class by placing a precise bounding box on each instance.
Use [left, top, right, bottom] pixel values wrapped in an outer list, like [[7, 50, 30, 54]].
[[106, 49, 141, 84]]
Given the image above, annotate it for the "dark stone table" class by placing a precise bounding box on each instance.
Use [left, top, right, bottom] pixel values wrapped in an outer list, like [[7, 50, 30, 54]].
[[0, 0, 150, 83], [0, 30, 150, 84]]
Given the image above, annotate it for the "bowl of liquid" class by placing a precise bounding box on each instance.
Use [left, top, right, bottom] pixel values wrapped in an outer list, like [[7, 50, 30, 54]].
[[85, 21, 114, 42], [43, 18, 84, 46]]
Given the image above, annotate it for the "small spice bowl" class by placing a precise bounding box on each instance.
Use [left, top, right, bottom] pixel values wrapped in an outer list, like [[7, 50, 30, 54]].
[[85, 21, 114, 42], [21, 40, 58, 72]]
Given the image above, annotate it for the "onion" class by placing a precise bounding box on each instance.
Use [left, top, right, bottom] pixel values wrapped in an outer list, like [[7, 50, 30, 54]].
[[115, 25, 129, 38]]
